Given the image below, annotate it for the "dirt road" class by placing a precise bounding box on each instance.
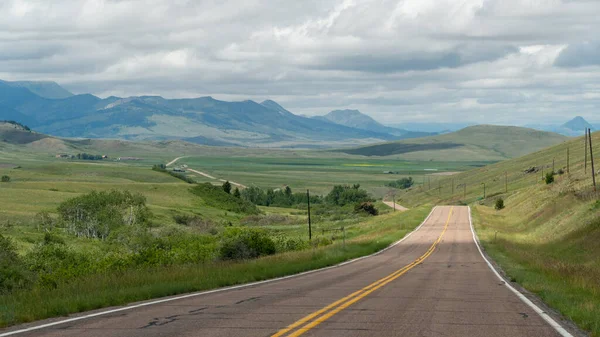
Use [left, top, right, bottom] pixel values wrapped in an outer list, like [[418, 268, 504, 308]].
[[166, 156, 187, 167], [165, 157, 247, 188], [2, 206, 574, 337], [187, 168, 247, 188]]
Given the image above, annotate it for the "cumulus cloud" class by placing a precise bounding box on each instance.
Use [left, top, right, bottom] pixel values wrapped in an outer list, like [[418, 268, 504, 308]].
[[1, 0, 600, 124]]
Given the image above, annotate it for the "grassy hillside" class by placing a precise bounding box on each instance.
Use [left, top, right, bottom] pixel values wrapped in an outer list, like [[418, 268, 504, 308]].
[[400, 131, 600, 336], [338, 125, 568, 161]]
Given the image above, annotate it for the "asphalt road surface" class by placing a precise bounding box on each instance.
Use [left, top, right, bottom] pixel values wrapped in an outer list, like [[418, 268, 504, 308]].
[[4, 206, 568, 337]]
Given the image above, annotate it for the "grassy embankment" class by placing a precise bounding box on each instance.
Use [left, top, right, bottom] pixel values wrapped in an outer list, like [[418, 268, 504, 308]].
[[402, 131, 600, 336], [0, 205, 431, 328]]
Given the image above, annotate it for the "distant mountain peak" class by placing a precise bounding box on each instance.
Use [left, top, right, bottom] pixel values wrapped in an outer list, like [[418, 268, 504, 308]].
[[318, 109, 435, 139], [562, 116, 594, 131]]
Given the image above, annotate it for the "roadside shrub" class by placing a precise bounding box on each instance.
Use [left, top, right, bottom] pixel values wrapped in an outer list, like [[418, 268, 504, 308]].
[[0, 234, 33, 293], [57, 190, 151, 239], [1, 175, 10, 182], [495, 198, 505, 210], [354, 202, 379, 216], [557, 168, 565, 175], [275, 236, 309, 252], [545, 172, 555, 185], [219, 227, 276, 260], [25, 241, 93, 288]]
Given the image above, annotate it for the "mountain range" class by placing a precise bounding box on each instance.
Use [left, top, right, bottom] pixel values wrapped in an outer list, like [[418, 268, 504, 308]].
[[0, 80, 431, 148]]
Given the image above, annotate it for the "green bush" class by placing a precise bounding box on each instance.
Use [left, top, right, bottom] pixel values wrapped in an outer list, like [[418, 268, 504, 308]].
[[495, 198, 505, 210], [545, 172, 555, 184], [1, 175, 10, 183], [0, 234, 33, 293], [219, 228, 276, 260], [386, 177, 414, 189], [57, 190, 151, 239], [275, 236, 309, 252], [354, 202, 379, 216], [25, 241, 93, 289]]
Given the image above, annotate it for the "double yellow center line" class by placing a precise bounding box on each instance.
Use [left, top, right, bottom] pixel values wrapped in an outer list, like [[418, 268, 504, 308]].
[[271, 207, 454, 337]]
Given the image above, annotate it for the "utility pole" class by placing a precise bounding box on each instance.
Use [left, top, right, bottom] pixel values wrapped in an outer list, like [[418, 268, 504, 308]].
[[552, 157, 555, 174], [428, 177, 431, 190], [393, 193, 396, 212], [452, 178, 454, 195], [464, 183, 466, 200], [505, 171, 508, 193], [567, 147, 570, 174], [585, 128, 588, 174], [589, 128, 596, 192], [307, 189, 312, 241], [481, 182, 486, 199]]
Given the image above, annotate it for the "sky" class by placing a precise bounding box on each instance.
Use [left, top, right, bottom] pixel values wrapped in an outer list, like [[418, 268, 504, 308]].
[[1, 0, 600, 125]]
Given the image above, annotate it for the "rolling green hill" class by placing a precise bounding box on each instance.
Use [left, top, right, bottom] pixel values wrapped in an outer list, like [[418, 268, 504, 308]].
[[399, 131, 600, 335], [337, 125, 568, 161]]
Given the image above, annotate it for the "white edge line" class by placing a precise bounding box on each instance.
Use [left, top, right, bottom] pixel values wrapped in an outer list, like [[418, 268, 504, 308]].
[[0, 207, 439, 336], [467, 206, 573, 337]]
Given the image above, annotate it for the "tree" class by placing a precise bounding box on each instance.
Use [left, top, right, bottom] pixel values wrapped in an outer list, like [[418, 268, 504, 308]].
[[1, 175, 10, 183], [233, 187, 241, 198], [495, 198, 505, 210], [222, 181, 232, 194], [326, 185, 372, 206], [284, 186, 292, 197]]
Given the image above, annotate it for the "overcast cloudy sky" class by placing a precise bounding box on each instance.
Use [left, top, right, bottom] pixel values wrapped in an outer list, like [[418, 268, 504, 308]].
[[1, 0, 600, 125]]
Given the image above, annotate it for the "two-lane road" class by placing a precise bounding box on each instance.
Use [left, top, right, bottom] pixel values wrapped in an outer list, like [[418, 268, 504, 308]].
[[3, 206, 570, 337]]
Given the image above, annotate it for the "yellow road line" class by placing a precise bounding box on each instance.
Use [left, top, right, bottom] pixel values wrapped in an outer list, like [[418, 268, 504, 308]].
[[272, 207, 454, 337]]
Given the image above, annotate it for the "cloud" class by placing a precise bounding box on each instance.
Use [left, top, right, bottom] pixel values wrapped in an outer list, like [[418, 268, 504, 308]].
[[555, 41, 600, 68], [1, 0, 600, 125]]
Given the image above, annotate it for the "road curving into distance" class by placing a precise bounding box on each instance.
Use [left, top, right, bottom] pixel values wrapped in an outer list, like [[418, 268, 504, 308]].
[[2, 206, 575, 337]]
